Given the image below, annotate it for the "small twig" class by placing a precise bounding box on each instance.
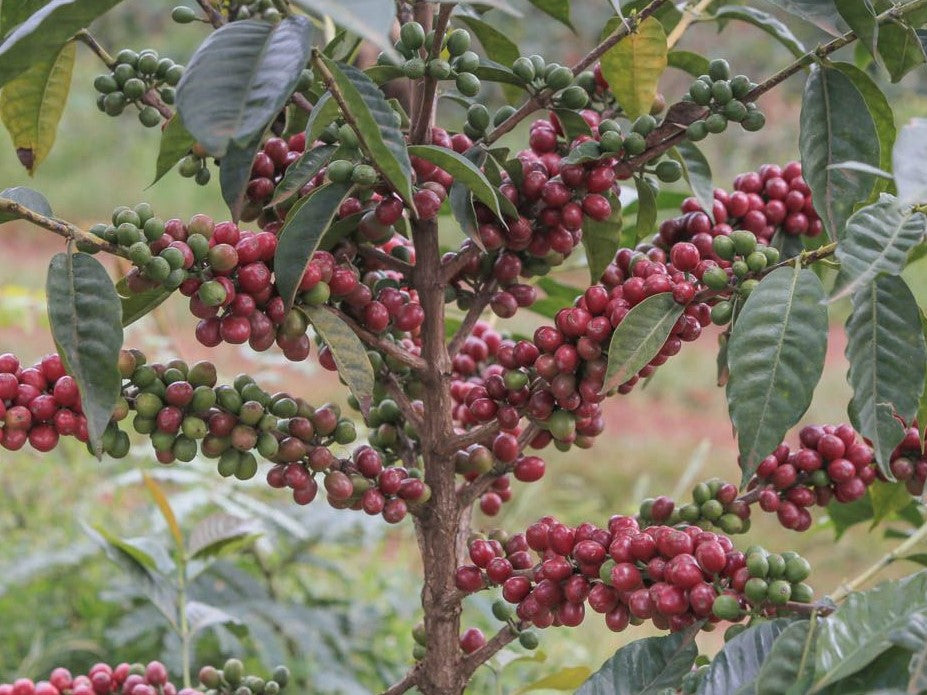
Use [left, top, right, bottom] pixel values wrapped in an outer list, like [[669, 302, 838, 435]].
[[447, 280, 496, 357], [329, 306, 428, 372], [357, 244, 415, 275], [445, 421, 501, 456], [291, 92, 314, 115], [482, 0, 671, 146], [442, 245, 481, 282], [196, 0, 225, 27], [384, 374, 425, 432], [380, 667, 420, 695], [460, 622, 526, 680], [0, 198, 126, 257], [666, 0, 713, 49], [410, 2, 454, 144]]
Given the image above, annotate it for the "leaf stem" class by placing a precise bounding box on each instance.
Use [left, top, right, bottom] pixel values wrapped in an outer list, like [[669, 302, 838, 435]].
[[0, 198, 126, 257]]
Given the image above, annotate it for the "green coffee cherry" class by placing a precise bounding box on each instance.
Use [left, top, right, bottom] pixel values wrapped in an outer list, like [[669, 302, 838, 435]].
[[712, 594, 742, 621], [327, 159, 355, 183], [655, 160, 682, 183], [446, 28, 471, 56], [518, 630, 539, 649], [702, 266, 729, 290], [467, 104, 491, 132], [632, 114, 657, 136], [351, 164, 378, 186], [730, 230, 757, 256], [689, 80, 712, 105], [710, 301, 733, 326], [723, 100, 748, 122], [742, 109, 766, 132], [400, 21, 426, 51], [600, 130, 623, 153], [103, 92, 127, 116], [456, 72, 481, 97], [546, 65, 574, 91], [426, 59, 451, 79], [708, 58, 731, 81], [403, 58, 426, 79], [746, 250, 768, 272], [686, 120, 708, 142], [139, 106, 161, 128], [456, 51, 480, 74], [512, 56, 535, 82], [731, 75, 752, 99], [705, 113, 728, 134], [623, 132, 646, 156], [558, 85, 588, 109]]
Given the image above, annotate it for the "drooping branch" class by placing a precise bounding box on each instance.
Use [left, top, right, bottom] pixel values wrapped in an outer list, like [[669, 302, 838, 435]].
[[328, 306, 428, 372], [0, 198, 126, 257]]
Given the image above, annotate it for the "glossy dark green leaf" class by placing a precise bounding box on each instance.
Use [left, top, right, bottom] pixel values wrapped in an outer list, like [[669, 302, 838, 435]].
[[455, 15, 519, 66], [772, 0, 847, 35], [304, 305, 374, 413], [833, 195, 926, 300], [270, 144, 336, 206], [0, 185, 51, 222], [697, 619, 793, 695], [576, 626, 699, 695], [563, 140, 605, 166], [188, 513, 261, 560], [869, 480, 915, 527], [115, 274, 173, 327], [813, 571, 927, 690], [893, 118, 927, 205], [845, 275, 926, 473], [46, 252, 123, 455], [553, 109, 593, 142], [0, 0, 124, 88], [219, 134, 263, 222], [727, 266, 828, 484], [815, 647, 911, 695], [667, 50, 709, 77], [408, 144, 509, 222], [671, 141, 715, 223], [305, 91, 339, 144], [176, 17, 312, 156], [473, 57, 523, 86], [0, 0, 50, 36], [714, 6, 806, 57], [290, 0, 399, 62], [274, 182, 353, 309], [582, 198, 622, 284], [800, 65, 880, 239], [836, 0, 878, 58], [878, 20, 925, 83], [321, 57, 414, 208], [752, 619, 817, 695], [604, 293, 684, 393], [634, 177, 657, 238], [152, 113, 195, 186], [527, 0, 572, 30], [897, 614, 927, 692], [832, 62, 895, 193], [365, 64, 404, 85]]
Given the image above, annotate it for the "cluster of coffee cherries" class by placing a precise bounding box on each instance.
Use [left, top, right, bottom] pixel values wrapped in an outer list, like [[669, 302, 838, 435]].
[[92, 48, 182, 125], [685, 58, 766, 138], [0, 352, 94, 453], [509, 53, 593, 112], [197, 660, 290, 695], [654, 161, 821, 250], [750, 423, 880, 530], [639, 479, 752, 536], [243, 132, 307, 216], [455, 514, 813, 635], [889, 425, 927, 495], [386, 22, 484, 98], [0, 661, 190, 695]]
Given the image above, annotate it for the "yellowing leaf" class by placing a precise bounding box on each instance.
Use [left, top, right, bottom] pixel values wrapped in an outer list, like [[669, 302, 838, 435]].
[[0, 39, 75, 172], [600, 16, 667, 119]]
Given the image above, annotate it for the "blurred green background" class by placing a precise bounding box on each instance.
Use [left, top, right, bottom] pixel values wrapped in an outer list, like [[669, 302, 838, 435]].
[[2, 0, 927, 692]]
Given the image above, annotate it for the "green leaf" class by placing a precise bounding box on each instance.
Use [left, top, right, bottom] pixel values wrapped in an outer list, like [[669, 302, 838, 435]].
[[869, 481, 915, 528], [800, 65, 881, 239], [141, 472, 183, 552], [408, 144, 507, 221], [582, 198, 623, 284], [713, 6, 806, 58], [365, 64, 404, 85], [274, 182, 353, 309], [152, 113, 195, 186], [667, 50, 709, 77], [753, 619, 818, 695], [46, 252, 122, 456], [0, 0, 50, 36], [772, 0, 847, 35], [813, 571, 927, 690], [290, 0, 400, 63], [305, 91, 339, 144], [186, 601, 242, 636], [219, 134, 263, 222], [188, 513, 261, 560], [0, 185, 51, 222], [0, 40, 74, 173], [303, 305, 374, 413], [845, 275, 926, 473], [893, 118, 927, 205], [576, 626, 698, 694], [827, 161, 893, 179], [526, 0, 572, 29], [516, 667, 591, 694], [634, 177, 657, 238], [115, 275, 172, 327], [832, 62, 896, 194], [0, 0, 124, 88], [835, 0, 878, 59], [833, 195, 926, 300], [878, 19, 925, 83], [473, 58, 523, 87], [827, 491, 874, 539], [814, 647, 911, 695], [726, 265, 828, 484], [552, 109, 593, 142], [448, 147, 487, 251], [320, 56, 414, 208], [270, 144, 336, 206], [697, 618, 793, 694], [671, 141, 715, 223], [563, 140, 605, 166], [599, 16, 667, 120], [176, 17, 312, 157], [455, 15, 519, 66], [904, 617, 927, 692], [604, 293, 684, 392]]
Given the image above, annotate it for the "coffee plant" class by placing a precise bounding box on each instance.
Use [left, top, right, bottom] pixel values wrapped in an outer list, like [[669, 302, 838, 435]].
[[3, 0, 927, 692]]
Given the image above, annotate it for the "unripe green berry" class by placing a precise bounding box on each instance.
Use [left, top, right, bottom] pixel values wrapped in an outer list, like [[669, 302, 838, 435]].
[[712, 594, 742, 621], [741, 109, 766, 132], [767, 579, 792, 605], [518, 630, 539, 649], [712, 235, 736, 261], [723, 99, 748, 122], [700, 499, 724, 520], [600, 130, 623, 153], [784, 556, 811, 583], [702, 266, 729, 291], [746, 250, 767, 272], [623, 131, 646, 155], [144, 256, 171, 282], [731, 260, 749, 278], [512, 56, 535, 82], [546, 65, 573, 91], [467, 104, 490, 132], [426, 59, 451, 79], [327, 159, 355, 184], [558, 85, 589, 109], [689, 80, 712, 106], [730, 230, 757, 256], [403, 58, 426, 79], [709, 59, 731, 81], [456, 72, 481, 97], [731, 75, 752, 99], [655, 160, 682, 183], [164, 64, 184, 86], [400, 21, 426, 51], [632, 114, 657, 136], [746, 553, 770, 578], [705, 113, 728, 134], [745, 577, 769, 603], [762, 246, 780, 265], [766, 554, 786, 579], [446, 28, 471, 56], [94, 74, 119, 93], [529, 54, 546, 75], [791, 582, 814, 603], [103, 92, 127, 116], [456, 51, 480, 74], [139, 106, 161, 128], [686, 120, 708, 141], [351, 164, 378, 186]]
